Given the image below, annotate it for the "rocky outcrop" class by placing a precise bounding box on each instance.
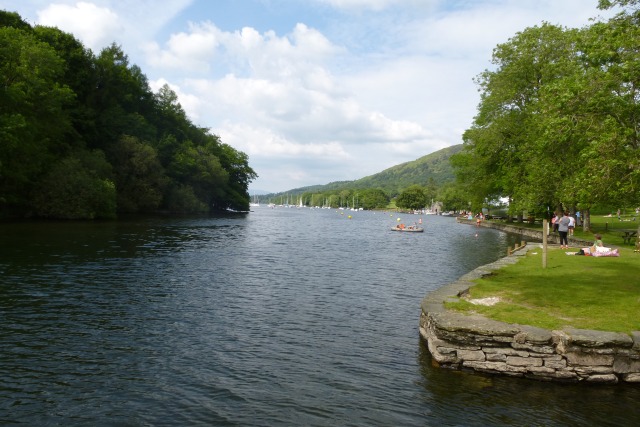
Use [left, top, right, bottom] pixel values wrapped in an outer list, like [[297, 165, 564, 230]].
[[419, 248, 640, 384]]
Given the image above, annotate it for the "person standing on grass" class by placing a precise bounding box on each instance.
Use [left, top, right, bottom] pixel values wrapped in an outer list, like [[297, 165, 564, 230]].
[[557, 211, 571, 249], [568, 213, 575, 236]]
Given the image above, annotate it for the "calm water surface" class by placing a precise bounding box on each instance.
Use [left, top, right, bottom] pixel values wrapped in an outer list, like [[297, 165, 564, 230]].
[[1, 208, 638, 426]]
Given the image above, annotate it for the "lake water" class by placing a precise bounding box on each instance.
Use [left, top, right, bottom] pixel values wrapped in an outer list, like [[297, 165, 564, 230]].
[[1, 207, 638, 426]]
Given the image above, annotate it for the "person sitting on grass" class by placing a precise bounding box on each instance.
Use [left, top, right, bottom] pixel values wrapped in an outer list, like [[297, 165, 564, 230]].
[[576, 234, 603, 256]]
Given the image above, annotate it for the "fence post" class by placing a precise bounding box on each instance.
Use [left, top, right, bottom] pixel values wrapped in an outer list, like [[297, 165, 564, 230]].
[[542, 219, 548, 269]]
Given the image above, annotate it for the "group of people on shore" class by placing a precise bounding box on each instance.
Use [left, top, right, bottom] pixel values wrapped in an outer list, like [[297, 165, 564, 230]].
[[552, 211, 617, 256], [551, 211, 575, 249], [561, 232, 611, 256]]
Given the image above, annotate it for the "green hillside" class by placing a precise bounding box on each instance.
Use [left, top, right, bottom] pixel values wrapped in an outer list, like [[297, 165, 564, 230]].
[[276, 144, 462, 198], [351, 144, 462, 195]]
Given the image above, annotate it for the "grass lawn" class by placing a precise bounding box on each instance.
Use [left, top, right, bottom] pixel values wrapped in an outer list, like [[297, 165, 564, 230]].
[[445, 245, 640, 334]]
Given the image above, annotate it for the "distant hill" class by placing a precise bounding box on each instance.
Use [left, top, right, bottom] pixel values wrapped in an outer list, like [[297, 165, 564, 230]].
[[346, 144, 462, 195], [270, 144, 463, 197]]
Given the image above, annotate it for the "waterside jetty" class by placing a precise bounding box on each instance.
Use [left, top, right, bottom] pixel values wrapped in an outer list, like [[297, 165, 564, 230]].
[[419, 247, 640, 384]]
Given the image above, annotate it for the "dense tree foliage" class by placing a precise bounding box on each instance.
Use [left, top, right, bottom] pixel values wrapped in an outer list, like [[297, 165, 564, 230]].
[[0, 11, 256, 219], [451, 1, 640, 227], [436, 182, 472, 213], [395, 185, 428, 210]]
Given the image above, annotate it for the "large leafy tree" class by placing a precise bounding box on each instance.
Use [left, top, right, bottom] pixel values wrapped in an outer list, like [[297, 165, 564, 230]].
[[358, 188, 390, 209], [572, 2, 640, 209], [454, 5, 640, 226], [437, 182, 472, 213], [455, 24, 582, 216], [396, 185, 427, 210]]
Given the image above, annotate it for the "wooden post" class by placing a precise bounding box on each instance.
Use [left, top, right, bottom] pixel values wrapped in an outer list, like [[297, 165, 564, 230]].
[[542, 219, 548, 269]]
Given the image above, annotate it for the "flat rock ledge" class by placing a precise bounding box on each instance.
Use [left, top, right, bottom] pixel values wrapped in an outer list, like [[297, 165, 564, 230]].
[[419, 247, 640, 384]]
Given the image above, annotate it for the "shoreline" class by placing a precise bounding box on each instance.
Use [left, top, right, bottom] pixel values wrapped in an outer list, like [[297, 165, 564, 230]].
[[419, 222, 640, 384]]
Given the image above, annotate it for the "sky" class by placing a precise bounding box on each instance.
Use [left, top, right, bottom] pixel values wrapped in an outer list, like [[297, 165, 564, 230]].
[[2, 0, 616, 193]]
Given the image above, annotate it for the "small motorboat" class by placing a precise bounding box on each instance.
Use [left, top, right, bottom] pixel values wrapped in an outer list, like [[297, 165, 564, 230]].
[[391, 226, 424, 232]]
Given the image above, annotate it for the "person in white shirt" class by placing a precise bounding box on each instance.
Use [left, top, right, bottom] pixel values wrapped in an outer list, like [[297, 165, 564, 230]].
[[568, 214, 576, 236]]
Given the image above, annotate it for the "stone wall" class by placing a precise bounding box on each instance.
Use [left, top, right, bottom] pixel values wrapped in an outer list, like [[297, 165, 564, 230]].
[[419, 248, 640, 384]]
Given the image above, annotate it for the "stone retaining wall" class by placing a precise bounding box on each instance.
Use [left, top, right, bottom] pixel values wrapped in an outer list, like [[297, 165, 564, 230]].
[[419, 248, 640, 384]]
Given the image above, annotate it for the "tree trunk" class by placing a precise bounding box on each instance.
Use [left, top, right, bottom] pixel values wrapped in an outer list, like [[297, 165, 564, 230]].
[[582, 208, 591, 232]]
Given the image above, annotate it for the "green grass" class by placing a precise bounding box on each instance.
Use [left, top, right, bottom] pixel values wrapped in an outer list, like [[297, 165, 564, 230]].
[[445, 245, 640, 333]]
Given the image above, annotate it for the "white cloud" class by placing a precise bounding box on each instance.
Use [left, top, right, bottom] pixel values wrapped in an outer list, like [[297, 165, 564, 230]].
[[219, 123, 350, 159], [37, 2, 122, 51], [32, 0, 195, 53], [144, 22, 221, 71]]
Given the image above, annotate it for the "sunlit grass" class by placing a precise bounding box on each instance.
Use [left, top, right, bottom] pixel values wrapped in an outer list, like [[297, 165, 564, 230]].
[[445, 246, 640, 333]]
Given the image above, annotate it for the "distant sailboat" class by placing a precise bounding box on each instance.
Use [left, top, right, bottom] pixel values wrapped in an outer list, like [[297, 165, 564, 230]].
[[249, 194, 260, 207]]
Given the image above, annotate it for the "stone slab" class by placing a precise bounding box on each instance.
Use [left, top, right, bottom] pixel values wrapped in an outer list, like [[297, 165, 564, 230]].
[[566, 352, 614, 366], [564, 328, 633, 349], [429, 312, 519, 337]]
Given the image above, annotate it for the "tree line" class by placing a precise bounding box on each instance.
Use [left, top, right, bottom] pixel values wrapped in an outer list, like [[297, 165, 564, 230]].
[[0, 11, 256, 219], [266, 182, 443, 211], [450, 0, 640, 229], [268, 187, 391, 210]]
